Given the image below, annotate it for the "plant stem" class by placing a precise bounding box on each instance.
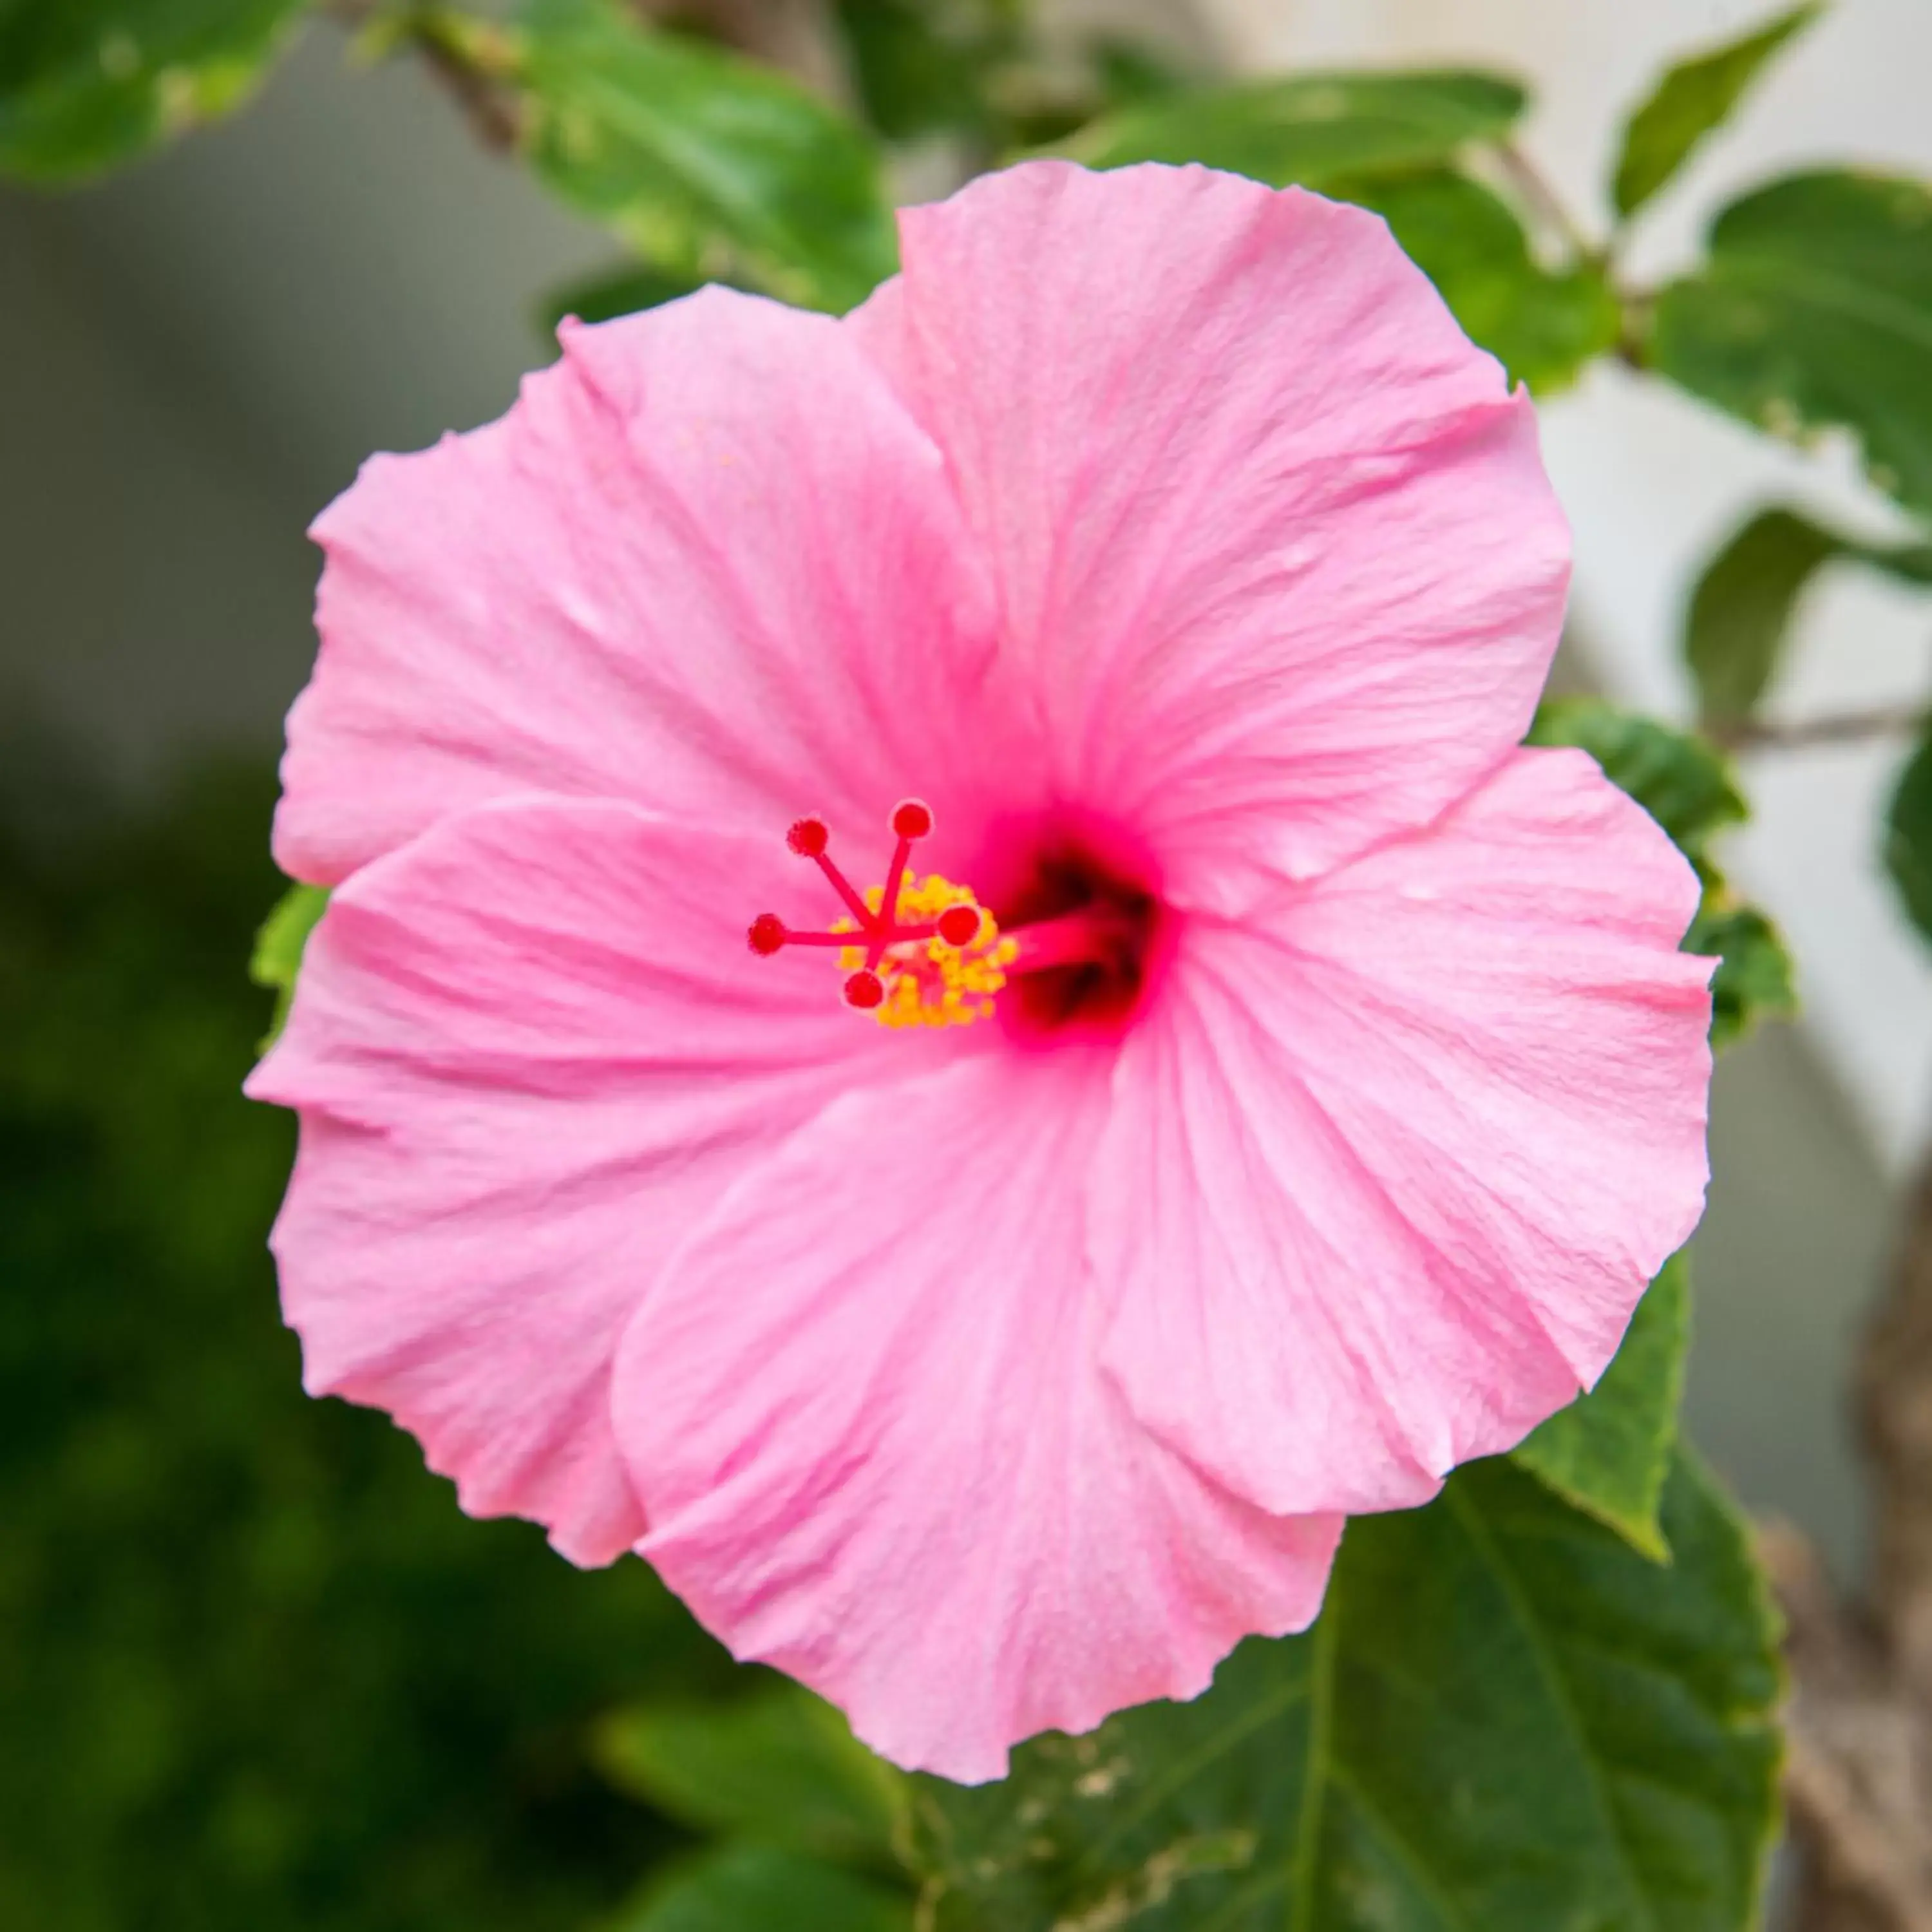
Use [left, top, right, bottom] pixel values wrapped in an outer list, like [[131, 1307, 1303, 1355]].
[[412, 21, 522, 150], [1493, 138, 1591, 260], [1714, 704, 1927, 753], [323, 0, 523, 153]]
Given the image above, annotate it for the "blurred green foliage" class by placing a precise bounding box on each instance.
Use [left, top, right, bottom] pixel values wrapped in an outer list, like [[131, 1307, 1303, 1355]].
[[249, 876, 328, 1050], [1063, 67, 1526, 184], [1888, 729, 1932, 945], [0, 0, 306, 178], [619, 1844, 913, 1932], [0, 761, 737, 1929]]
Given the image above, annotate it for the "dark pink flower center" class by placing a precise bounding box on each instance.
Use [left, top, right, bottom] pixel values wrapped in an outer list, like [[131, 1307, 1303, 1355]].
[[992, 838, 1164, 1040]]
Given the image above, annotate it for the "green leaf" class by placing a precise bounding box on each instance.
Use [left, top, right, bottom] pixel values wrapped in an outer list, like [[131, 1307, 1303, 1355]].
[[247, 879, 327, 1053], [596, 1683, 908, 1871], [1513, 1254, 1689, 1559], [1611, 3, 1821, 220], [1885, 726, 1932, 945], [1690, 898, 1799, 1048], [0, 0, 308, 180], [1332, 167, 1619, 393], [1528, 699, 1797, 1045], [618, 1844, 913, 1932], [831, 0, 1020, 144], [1652, 171, 1932, 518], [1684, 506, 1848, 726], [915, 1452, 1782, 1932], [1064, 69, 1525, 188], [1684, 504, 1932, 726], [1528, 698, 1746, 860], [516, 0, 896, 312]]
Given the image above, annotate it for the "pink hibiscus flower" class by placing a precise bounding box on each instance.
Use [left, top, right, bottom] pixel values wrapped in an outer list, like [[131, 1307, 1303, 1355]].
[[247, 160, 1713, 1781]]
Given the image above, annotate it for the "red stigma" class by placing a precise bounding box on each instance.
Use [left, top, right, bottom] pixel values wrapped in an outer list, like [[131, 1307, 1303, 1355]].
[[844, 969, 885, 1009], [937, 904, 980, 947], [756, 805, 1001, 1023]]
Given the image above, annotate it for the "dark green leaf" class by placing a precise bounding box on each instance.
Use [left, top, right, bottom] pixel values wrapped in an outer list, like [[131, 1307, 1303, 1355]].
[[1513, 1254, 1688, 1559], [1334, 167, 1618, 393], [1065, 69, 1524, 188], [831, 0, 1019, 144], [247, 878, 327, 1052], [0, 0, 308, 180], [1885, 726, 1932, 945], [1653, 171, 1932, 517], [516, 0, 896, 312], [1685, 504, 1932, 726], [1528, 699, 1795, 1044], [1690, 898, 1799, 1048], [596, 1684, 908, 1871], [916, 1453, 1782, 1932], [1528, 698, 1746, 860], [1611, 3, 1821, 220], [619, 1844, 913, 1932]]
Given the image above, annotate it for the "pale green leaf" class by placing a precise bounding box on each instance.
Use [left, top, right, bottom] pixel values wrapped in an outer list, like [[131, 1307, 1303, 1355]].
[[0, 0, 308, 180], [617, 1844, 912, 1932], [516, 0, 895, 312], [1885, 726, 1932, 945], [1653, 171, 1932, 517], [596, 1683, 907, 1872], [1684, 504, 1932, 726], [1333, 167, 1618, 393], [1513, 1254, 1689, 1560], [1611, 3, 1821, 220], [1063, 69, 1524, 187], [915, 1452, 1782, 1932], [248, 879, 327, 1053]]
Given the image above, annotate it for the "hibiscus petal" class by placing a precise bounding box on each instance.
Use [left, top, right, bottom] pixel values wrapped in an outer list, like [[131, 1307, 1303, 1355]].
[[278, 287, 1029, 886], [247, 797, 918, 1565], [849, 160, 1569, 907], [613, 1052, 1341, 1782], [1091, 748, 1714, 1518]]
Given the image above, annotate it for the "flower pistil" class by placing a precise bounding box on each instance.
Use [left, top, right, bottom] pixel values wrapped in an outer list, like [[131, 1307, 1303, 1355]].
[[748, 802, 1015, 1028]]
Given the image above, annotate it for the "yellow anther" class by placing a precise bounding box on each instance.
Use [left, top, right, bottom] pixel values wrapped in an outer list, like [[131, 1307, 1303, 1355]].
[[857, 873, 1009, 1031]]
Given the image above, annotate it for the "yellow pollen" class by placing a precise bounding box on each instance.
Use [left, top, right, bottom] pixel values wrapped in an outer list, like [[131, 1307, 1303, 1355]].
[[833, 874, 1018, 1030]]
